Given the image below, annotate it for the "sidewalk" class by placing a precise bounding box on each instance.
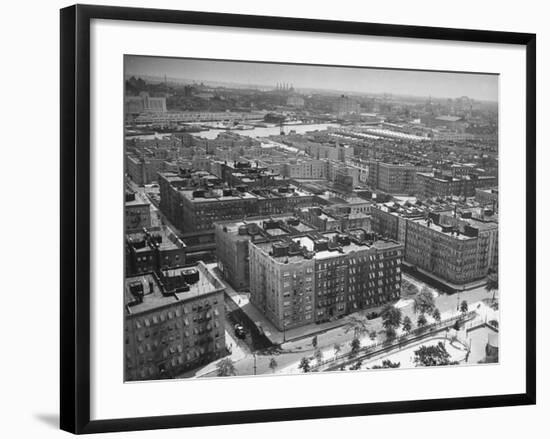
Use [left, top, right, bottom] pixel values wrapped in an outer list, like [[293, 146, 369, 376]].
[[193, 329, 248, 378], [402, 262, 488, 293], [206, 263, 348, 345]]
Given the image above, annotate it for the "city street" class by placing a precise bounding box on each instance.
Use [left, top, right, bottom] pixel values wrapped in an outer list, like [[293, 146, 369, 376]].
[[197, 266, 494, 377]]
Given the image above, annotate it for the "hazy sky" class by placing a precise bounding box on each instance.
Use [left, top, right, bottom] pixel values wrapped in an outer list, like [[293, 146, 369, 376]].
[[125, 56, 498, 102]]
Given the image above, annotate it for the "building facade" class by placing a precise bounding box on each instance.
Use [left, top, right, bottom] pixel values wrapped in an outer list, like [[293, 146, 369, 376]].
[[126, 226, 186, 276], [248, 230, 403, 330], [367, 161, 432, 195], [405, 214, 498, 284], [371, 202, 498, 286], [124, 262, 225, 381], [125, 192, 152, 232], [215, 215, 315, 291], [416, 172, 498, 199], [126, 154, 167, 185], [159, 171, 321, 234]]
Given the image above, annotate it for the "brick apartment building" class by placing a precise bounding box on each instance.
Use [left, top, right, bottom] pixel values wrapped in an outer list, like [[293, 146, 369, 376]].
[[124, 262, 225, 381], [126, 226, 186, 276], [248, 230, 403, 331]]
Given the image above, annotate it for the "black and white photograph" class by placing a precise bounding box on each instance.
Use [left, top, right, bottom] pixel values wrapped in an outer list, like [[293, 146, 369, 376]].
[[0, 0, 545, 436], [124, 55, 500, 381]]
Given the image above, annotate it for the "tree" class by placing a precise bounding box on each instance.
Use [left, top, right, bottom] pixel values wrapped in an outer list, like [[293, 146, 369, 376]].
[[344, 315, 370, 339], [311, 335, 318, 348], [417, 313, 428, 328], [216, 358, 236, 377], [369, 330, 377, 341], [453, 319, 461, 331], [372, 359, 401, 369], [381, 305, 402, 331], [298, 357, 311, 373], [349, 360, 363, 371], [314, 348, 323, 365], [485, 272, 499, 302], [385, 325, 397, 340], [402, 315, 412, 333], [333, 342, 342, 357], [413, 341, 458, 367], [433, 307, 441, 323], [413, 287, 436, 315], [460, 300, 468, 314], [350, 337, 361, 356], [268, 357, 278, 373]]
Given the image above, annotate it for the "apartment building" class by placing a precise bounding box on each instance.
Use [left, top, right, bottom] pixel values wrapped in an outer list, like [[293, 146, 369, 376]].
[[124, 262, 225, 381], [248, 230, 403, 330], [159, 171, 321, 234], [367, 160, 432, 195], [370, 200, 498, 286], [215, 215, 315, 291], [125, 191, 151, 232], [125, 226, 186, 276], [416, 171, 497, 199]]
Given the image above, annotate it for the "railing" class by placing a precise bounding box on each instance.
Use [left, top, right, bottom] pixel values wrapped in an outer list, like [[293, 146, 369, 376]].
[[311, 310, 477, 371]]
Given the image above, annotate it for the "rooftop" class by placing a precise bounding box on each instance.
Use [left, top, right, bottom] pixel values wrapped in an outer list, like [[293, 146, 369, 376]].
[[181, 188, 258, 202], [126, 226, 185, 252], [125, 273, 177, 314], [216, 214, 316, 240], [253, 230, 401, 264], [125, 264, 221, 315], [412, 218, 472, 240]]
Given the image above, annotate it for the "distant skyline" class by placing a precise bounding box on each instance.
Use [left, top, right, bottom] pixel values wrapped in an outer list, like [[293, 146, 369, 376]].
[[125, 55, 498, 102]]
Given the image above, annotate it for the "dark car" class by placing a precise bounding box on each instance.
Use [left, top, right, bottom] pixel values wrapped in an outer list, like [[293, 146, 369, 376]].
[[234, 323, 247, 339]]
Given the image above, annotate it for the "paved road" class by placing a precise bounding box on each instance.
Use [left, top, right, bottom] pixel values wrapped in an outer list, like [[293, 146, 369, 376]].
[[201, 280, 494, 377]]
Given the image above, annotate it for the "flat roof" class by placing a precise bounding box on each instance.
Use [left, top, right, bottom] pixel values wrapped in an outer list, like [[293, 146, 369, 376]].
[[180, 189, 258, 202], [293, 223, 314, 232], [125, 267, 221, 315], [125, 274, 177, 314], [125, 197, 150, 207], [254, 232, 401, 263], [216, 214, 297, 235], [127, 227, 184, 252], [265, 228, 288, 236], [411, 218, 471, 239]]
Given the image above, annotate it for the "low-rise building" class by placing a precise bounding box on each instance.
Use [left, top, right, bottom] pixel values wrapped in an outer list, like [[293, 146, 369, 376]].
[[298, 206, 370, 233], [126, 226, 186, 276], [125, 191, 151, 232], [416, 171, 497, 199], [126, 154, 167, 185], [476, 187, 499, 210], [282, 158, 328, 180]]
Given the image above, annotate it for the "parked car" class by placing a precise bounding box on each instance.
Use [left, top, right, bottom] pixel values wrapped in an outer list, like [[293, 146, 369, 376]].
[[234, 323, 246, 339]]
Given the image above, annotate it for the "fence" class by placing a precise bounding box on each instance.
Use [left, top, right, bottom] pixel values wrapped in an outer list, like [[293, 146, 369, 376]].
[[311, 310, 477, 371]]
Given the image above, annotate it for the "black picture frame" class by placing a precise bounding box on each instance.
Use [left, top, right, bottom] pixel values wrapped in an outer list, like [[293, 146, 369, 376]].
[[60, 4, 536, 434]]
